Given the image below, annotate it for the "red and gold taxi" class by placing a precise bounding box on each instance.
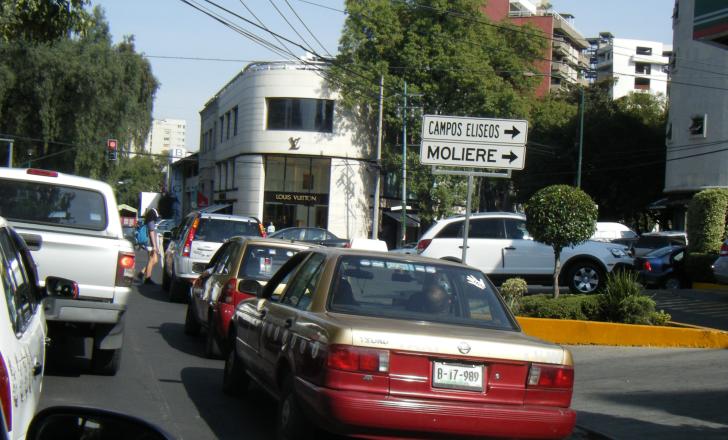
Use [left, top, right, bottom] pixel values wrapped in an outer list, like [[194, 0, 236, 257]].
[[224, 248, 576, 439]]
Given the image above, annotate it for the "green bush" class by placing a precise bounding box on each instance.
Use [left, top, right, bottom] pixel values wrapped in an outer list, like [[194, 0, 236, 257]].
[[519, 294, 601, 320], [500, 278, 528, 314], [685, 252, 718, 283], [686, 188, 728, 254]]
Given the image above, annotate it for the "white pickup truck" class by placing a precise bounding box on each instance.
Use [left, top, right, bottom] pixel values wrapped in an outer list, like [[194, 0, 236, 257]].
[[0, 168, 136, 375]]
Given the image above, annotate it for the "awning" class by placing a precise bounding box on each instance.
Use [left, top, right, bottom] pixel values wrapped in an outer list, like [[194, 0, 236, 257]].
[[384, 212, 420, 227]]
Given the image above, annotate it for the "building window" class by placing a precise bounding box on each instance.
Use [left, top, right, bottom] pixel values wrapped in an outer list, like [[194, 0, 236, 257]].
[[635, 62, 651, 75], [689, 114, 707, 137], [219, 116, 224, 143], [226, 111, 231, 140], [636, 46, 652, 55], [634, 77, 650, 90], [233, 106, 239, 136], [266, 98, 334, 133], [212, 123, 217, 148]]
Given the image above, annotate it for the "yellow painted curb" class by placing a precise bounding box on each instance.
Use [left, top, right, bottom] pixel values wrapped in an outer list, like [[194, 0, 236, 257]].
[[516, 317, 728, 348], [692, 282, 728, 292]]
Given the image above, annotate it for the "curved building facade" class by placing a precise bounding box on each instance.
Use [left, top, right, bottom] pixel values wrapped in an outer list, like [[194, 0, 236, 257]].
[[198, 60, 374, 239]]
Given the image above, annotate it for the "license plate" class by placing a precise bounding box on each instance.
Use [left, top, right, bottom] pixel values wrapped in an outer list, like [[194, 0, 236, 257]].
[[432, 361, 484, 392]]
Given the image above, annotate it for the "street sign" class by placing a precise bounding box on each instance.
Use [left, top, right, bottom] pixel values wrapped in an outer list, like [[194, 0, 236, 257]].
[[421, 141, 526, 170], [421, 115, 528, 146]]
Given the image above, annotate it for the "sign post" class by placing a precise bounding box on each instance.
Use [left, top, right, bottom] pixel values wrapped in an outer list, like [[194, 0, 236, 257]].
[[420, 115, 528, 263]]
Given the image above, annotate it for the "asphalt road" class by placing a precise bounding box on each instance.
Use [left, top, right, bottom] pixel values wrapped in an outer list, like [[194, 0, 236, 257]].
[[37, 259, 728, 439]]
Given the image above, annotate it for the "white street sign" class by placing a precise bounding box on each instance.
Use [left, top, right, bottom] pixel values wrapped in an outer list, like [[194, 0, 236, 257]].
[[421, 115, 528, 146], [420, 141, 526, 170]]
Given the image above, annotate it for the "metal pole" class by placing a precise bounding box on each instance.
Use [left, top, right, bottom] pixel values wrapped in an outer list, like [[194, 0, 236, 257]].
[[462, 174, 473, 263], [372, 75, 384, 239], [1, 138, 14, 167], [577, 87, 585, 188], [401, 81, 407, 248]]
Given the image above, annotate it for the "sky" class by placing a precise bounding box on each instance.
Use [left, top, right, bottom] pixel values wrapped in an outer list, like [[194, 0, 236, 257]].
[[93, 0, 675, 152]]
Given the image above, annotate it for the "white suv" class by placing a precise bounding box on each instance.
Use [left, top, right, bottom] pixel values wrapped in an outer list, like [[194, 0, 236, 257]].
[[417, 212, 633, 293]]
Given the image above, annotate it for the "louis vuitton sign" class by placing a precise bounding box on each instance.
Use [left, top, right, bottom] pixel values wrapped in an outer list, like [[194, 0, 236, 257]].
[[264, 191, 329, 206]]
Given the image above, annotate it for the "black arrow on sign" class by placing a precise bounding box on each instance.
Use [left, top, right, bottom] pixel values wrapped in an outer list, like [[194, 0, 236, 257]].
[[504, 126, 521, 139], [502, 151, 518, 164]]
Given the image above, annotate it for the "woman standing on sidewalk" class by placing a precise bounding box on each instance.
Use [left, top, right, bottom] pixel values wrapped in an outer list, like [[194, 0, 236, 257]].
[[140, 208, 160, 284]]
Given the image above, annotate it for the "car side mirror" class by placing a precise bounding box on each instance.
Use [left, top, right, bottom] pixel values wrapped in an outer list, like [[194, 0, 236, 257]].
[[27, 406, 173, 440], [238, 279, 263, 297], [44, 277, 78, 299]]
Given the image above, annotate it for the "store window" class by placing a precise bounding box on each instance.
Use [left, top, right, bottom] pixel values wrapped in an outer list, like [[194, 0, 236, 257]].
[[264, 156, 331, 230], [266, 98, 334, 133]]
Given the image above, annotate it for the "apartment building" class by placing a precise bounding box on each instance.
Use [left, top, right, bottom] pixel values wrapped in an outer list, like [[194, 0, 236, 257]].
[[197, 59, 373, 240], [483, 0, 590, 96], [589, 33, 672, 99], [144, 118, 187, 160]]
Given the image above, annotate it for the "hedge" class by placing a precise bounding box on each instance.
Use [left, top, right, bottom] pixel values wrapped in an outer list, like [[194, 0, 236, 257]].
[[686, 188, 728, 254]]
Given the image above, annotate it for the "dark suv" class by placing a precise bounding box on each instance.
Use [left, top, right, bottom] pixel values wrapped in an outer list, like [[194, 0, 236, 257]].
[[162, 212, 264, 302]]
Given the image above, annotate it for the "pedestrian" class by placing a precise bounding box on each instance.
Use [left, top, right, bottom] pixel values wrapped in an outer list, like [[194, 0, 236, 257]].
[[139, 207, 160, 285], [267, 221, 276, 234]]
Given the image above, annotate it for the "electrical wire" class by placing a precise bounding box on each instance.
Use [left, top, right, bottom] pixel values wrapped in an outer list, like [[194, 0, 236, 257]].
[[283, 0, 333, 56]]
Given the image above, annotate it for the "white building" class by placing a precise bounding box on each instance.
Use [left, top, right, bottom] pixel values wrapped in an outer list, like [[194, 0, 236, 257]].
[[591, 33, 672, 99], [198, 59, 373, 239], [143, 118, 187, 159], [663, 0, 728, 228]]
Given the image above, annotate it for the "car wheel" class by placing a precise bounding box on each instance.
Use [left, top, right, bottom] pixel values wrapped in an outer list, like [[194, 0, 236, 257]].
[[222, 346, 248, 396], [162, 268, 170, 292], [91, 347, 122, 376], [169, 276, 188, 303], [184, 305, 201, 336], [567, 261, 605, 294], [277, 376, 312, 440], [205, 313, 222, 359], [663, 276, 682, 290]]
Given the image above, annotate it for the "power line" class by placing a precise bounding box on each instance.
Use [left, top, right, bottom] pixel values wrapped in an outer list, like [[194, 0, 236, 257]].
[[238, 0, 297, 56], [266, 0, 317, 54], [283, 0, 332, 56]]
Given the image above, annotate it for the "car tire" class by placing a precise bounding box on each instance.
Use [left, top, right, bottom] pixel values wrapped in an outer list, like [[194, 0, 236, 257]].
[[277, 376, 312, 440], [169, 276, 188, 303], [567, 261, 605, 294], [184, 305, 201, 336], [222, 346, 249, 396], [204, 313, 221, 359], [92, 347, 121, 376], [663, 276, 682, 290], [162, 268, 170, 292]]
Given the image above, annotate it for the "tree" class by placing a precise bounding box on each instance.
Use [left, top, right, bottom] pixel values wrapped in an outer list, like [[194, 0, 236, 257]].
[[525, 184, 597, 298], [1, 0, 92, 43], [107, 155, 165, 208], [330, 0, 545, 227]]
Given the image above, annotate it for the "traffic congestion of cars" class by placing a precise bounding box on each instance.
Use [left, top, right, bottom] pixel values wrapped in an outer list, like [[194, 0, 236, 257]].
[[3, 166, 719, 439]]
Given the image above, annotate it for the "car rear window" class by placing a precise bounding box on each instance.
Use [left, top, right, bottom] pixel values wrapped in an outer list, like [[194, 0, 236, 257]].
[[194, 218, 261, 242], [0, 179, 107, 230], [238, 245, 300, 280], [328, 256, 517, 331]]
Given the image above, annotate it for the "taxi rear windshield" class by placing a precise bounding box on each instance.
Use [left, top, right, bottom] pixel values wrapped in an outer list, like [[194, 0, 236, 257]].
[[0, 179, 107, 231], [328, 256, 517, 331], [238, 246, 300, 280]]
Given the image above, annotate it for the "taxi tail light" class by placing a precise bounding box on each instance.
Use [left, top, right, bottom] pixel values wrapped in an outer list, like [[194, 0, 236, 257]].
[[643, 261, 652, 272], [327, 345, 389, 373], [0, 354, 11, 431], [182, 218, 200, 257], [720, 242, 728, 256], [416, 239, 431, 252], [221, 279, 238, 305], [527, 364, 574, 389], [116, 251, 136, 287]]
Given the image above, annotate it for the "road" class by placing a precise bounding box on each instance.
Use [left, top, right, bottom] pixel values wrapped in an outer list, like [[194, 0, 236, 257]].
[[38, 267, 728, 439]]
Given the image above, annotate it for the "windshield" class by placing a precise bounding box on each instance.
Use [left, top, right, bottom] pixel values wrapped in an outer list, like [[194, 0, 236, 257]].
[[195, 218, 261, 242], [238, 245, 300, 281], [328, 255, 517, 331], [0, 179, 108, 231]]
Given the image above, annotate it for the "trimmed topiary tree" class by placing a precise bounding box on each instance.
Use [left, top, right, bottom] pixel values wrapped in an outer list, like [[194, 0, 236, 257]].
[[685, 188, 728, 282], [525, 185, 598, 298]]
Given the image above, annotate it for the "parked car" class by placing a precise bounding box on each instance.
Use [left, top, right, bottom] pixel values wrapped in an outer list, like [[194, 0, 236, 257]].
[[635, 245, 688, 289], [712, 240, 728, 284], [417, 212, 633, 293], [184, 237, 310, 358], [268, 227, 349, 247], [631, 231, 688, 257], [0, 168, 136, 375], [224, 248, 575, 439], [163, 211, 265, 302], [0, 216, 78, 439], [591, 222, 639, 247], [389, 241, 418, 254]]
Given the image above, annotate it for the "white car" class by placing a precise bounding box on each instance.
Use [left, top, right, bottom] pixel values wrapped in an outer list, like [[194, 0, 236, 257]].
[[417, 212, 633, 293], [0, 216, 77, 439]]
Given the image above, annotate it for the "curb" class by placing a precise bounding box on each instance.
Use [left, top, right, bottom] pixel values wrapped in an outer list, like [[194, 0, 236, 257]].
[[691, 282, 728, 292], [516, 317, 728, 348]]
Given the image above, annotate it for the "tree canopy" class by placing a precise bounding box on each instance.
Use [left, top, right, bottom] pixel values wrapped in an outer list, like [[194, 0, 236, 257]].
[[0, 0, 92, 43]]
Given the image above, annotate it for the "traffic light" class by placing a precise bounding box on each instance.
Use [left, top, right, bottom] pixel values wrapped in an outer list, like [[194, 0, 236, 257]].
[[107, 138, 118, 160]]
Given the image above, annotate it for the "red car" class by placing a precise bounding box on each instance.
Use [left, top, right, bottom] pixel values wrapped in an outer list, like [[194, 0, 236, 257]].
[[184, 237, 310, 358], [224, 248, 576, 439]]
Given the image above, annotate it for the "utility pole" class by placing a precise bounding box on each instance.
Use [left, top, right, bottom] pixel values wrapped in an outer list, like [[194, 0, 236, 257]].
[[576, 87, 585, 188], [372, 75, 384, 240], [401, 81, 407, 248]]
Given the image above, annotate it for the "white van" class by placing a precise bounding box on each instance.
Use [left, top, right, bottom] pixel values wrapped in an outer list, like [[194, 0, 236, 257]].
[[592, 222, 639, 243]]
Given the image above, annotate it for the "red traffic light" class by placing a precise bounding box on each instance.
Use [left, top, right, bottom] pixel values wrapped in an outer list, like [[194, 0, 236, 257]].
[[107, 139, 118, 150]]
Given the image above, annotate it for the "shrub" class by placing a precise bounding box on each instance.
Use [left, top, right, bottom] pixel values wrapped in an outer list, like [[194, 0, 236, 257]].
[[500, 278, 528, 314], [599, 271, 669, 324], [686, 188, 728, 254], [519, 294, 601, 320], [685, 252, 718, 283]]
